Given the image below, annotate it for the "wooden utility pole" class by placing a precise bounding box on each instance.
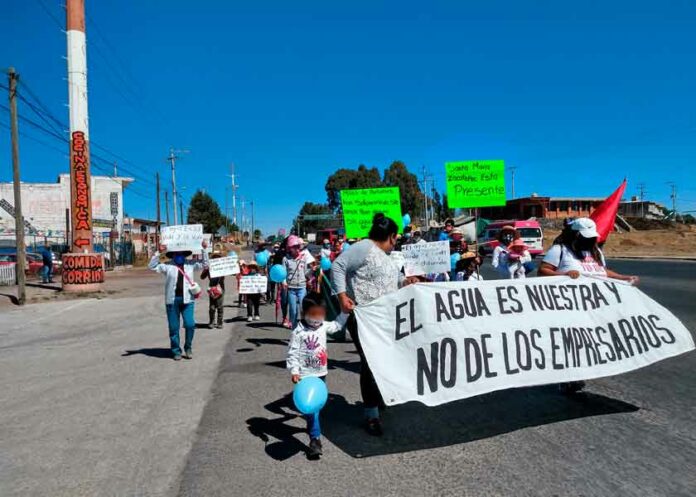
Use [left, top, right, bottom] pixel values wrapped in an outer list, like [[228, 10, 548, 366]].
[[8, 68, 26, 304], [164, 191, 170, 225], [155, 172, 161, 245]]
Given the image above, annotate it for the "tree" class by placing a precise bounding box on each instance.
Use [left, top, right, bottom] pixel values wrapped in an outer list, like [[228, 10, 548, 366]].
[[292, 201, 335, 234], [186, 190, 224, 233], [253, 229, 262, 240], [325, 165, 382, 212], [382, 161, 424, 220]]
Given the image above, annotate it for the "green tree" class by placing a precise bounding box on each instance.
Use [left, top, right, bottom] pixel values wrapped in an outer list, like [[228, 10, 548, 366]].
[[253, 229, 262, 240], [186, 190, 224, 233], [382, 161, 424, 219], [325, 165, 383, 212], [293, 202, 335, 233]]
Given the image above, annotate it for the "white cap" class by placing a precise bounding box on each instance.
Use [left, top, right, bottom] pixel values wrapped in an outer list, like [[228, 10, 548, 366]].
[[571, 218, 599, 238]]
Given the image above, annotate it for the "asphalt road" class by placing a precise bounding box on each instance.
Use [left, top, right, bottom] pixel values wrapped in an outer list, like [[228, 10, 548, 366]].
[[176, 259, 696, 497]]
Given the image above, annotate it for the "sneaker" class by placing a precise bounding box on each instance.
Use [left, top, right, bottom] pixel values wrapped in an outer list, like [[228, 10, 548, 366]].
[[215, 323, 223, 329], [282, 319, 292, 329], [242, 303, 247, 308], [207, 323, 214, 329], [183, 350, 193, 360], [365, 418, 383, 437], [307, 438, 323, 459], [254, 315, 261, 321], [173, 354, 182, 361], [559, 381, 586, 395], [247, 316, 253, 322]]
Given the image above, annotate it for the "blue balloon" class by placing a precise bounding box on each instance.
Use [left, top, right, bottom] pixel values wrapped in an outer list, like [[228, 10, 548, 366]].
[[439, 231, 450, 241], [402, 213, 411, 228], [320, 256, 332, 271], [293, 377, 328, 415], [255, 251, 269, 267], [450, 252, 461, 270], [269, 264, 287, 283]]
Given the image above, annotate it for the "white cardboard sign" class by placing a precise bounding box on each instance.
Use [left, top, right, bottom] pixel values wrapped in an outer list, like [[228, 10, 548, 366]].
[[208, 255, 240, 278], [401, 240, 450, 276], [239, 275, 268, 294], [161, 224, 204, 252]]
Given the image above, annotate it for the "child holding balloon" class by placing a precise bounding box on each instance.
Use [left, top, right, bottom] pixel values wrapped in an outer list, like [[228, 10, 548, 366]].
[[287, 292, 348, 459]]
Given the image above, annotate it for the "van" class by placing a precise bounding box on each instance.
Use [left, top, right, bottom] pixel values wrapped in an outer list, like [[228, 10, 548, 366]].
[[480, 220, 544, 258]]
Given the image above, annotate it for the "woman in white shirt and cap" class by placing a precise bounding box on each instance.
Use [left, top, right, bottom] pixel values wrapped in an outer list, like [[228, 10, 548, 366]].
[[538, 217, 639, 393]]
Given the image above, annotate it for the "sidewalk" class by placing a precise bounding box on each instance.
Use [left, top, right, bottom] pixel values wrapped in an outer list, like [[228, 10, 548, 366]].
[[0, 273, 240, 497]]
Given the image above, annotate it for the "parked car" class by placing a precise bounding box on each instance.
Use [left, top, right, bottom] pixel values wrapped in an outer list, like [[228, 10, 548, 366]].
[[480, 220, 544, 258], [0, 252, 61, 275]]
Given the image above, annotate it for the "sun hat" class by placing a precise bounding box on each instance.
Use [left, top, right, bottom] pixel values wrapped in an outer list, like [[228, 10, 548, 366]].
[[287, 235, 301, 248], [571, 218, 599, 238], [429, 220, 440, 229], [508, 239, 528, 250]]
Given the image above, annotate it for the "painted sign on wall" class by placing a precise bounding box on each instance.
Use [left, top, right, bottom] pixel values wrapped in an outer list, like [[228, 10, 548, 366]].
[[70, 131, 93, 251]]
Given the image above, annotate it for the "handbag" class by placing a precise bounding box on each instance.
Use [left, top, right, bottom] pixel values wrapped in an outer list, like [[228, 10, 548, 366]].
[[176, 266, 202, 299], [207, 284, 223, 299]]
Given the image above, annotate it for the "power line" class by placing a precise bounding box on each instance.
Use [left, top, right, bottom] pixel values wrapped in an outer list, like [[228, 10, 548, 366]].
[[33, 0, 63, 29]]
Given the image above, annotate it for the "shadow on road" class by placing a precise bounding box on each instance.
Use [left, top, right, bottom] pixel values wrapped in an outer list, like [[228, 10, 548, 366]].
[[0, 292, 19, 305], [121, 347, 172, 359], [247, 386, 640, 460], [26, 282, 61, 291], [323, 386, 640, 458]]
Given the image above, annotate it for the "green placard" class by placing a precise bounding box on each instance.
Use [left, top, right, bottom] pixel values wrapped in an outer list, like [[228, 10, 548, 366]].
[[340, 187, 403, 239], [445, 160, 506, 208]]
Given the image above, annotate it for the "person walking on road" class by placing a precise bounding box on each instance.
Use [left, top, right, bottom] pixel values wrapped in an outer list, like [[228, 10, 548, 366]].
[[332, 213, 416, 436], [244, 261, 263, 322], [283, 235, 312, 329], [149, 240, 209, 361], [201, 252, 226, 329], [40, 243, 54, 284], [538, 217, 639, 393]]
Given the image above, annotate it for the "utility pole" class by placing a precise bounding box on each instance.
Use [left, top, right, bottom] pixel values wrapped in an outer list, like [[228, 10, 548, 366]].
[[509, 166, 517, 200], [637, 182, 646, 218], [421, 165, 429, 227], [251, 200, 255, 244], [155, 172, 161, 244], [8, 68, 26, 304], [113, 161, 118, 177], [668, 182, 677, 221], [228, 163, 238, 225], [164, 191, 170, 225], [179, 198, 185, 225], [167, 148, 180, 224]]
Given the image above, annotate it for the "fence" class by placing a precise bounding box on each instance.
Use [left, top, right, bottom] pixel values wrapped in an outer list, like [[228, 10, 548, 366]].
[[0, 263, 17, 286]]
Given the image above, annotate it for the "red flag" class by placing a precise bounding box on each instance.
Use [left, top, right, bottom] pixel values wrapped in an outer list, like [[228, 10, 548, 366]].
[[590, 179, 627, 243]]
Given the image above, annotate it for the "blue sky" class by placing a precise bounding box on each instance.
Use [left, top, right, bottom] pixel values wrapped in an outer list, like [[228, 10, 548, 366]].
[[2, 0, 695, 233]]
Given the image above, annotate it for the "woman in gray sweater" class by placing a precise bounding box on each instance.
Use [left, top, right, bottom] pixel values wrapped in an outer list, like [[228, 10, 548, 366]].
[[332, 213, 413, 436]]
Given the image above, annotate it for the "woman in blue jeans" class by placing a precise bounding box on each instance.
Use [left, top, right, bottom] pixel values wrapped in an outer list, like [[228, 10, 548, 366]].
[[149, 240, 208, 360], [282, 235, 313, 328]]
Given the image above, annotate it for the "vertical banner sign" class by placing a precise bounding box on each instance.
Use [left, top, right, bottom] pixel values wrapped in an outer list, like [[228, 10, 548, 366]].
[[340, 187, 403, 239], [110, 192, 118, 216], [70, 130, 92, 250], [446, 160, 506, 208], [63, 0, 104, 290]]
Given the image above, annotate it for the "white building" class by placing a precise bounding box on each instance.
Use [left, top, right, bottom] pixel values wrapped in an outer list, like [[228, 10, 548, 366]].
[[0, 174, 133, 245]]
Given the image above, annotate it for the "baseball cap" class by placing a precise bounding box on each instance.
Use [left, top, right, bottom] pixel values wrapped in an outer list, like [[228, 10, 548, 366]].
[[287, 235, 301, 247], [571, 218, 599, 238]]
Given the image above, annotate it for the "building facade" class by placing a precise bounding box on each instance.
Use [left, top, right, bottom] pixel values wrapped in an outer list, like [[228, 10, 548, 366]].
[[478, 195, 605, 220], [0, 174, 132, 246]]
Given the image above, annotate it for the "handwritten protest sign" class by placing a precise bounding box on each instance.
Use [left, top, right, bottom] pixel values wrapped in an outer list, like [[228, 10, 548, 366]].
[[355, 276, 694, 406], [239, 275, 268, 294], [208, 255, 240, 278], [340, 187, 402, 239], [402, 240, 450, 276], [161, 224, 203, 252], [446, 160, 506, 208]]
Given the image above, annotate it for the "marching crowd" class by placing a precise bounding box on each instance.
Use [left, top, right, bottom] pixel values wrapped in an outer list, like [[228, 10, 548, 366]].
[[149, 212, 640, 459]]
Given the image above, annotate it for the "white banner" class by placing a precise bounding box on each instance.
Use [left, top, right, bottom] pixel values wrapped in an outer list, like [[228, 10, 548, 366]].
[[161, 224, 203, 252], [208, 255, 240, 278], [390, 251, 406, 271], [240, 275, 268, 294], [401, 240, 450, 276], [354, 276, 694, 407]]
